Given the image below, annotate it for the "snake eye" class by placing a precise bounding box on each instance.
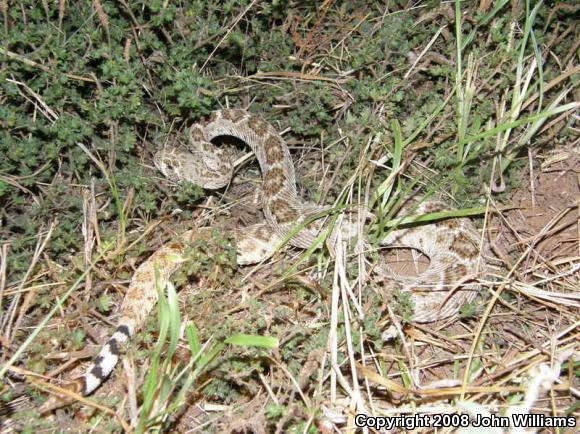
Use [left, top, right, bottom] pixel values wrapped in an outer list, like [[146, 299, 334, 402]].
[[156, 159, 174, 178]]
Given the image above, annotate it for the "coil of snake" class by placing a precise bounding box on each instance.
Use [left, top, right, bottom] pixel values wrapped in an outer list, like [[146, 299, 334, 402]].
[[42, 109, 485, 410]]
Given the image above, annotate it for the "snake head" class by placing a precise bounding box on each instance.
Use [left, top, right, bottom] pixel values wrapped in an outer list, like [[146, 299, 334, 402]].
[[154, 148, 233, 190], [153, 149, 187, 183]]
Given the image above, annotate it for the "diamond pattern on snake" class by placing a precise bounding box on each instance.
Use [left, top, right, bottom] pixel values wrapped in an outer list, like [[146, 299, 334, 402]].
[[42, 109, 486, 408]]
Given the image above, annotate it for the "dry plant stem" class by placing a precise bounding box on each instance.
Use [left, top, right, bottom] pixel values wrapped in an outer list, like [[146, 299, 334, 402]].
[[329, 242, 340, 403], [271, 358, 311, 409], [258, 373, 279, 405], [247, 70, 349, 85], [200, 0, 259, 71], [521, 64, 580, 111], [82, 184, 97, 299], [3, 223, 55, 343], [6, 77, 58, 123], [404, 25, 447, 79], [336, 239, 364, 414], [1, 48, 97, 83], [406, 327, 463, 352], [0, 175, 39, 204], [45, 357, 84, 379], [35, 379, 130, 430], [117, 0, 144, 52], [0, 244, 8, 329], [528, 148, 536, 208], [355, 364, 529, 397]]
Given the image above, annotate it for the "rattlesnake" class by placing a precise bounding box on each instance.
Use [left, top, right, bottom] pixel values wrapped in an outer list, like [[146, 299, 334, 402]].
[[42, 109, 485, 409]]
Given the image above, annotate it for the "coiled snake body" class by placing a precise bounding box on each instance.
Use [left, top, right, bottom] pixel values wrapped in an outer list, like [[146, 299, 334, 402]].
[[44, 109, 485, 407]]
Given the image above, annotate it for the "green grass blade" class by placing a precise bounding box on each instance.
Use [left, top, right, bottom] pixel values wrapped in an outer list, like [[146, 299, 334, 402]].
[[165, 281, 181, 358], [460, 101, 578, 148], [225, 334, 279, 348], [185, 323, 201, 358], [383, 206, 489, 228]]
